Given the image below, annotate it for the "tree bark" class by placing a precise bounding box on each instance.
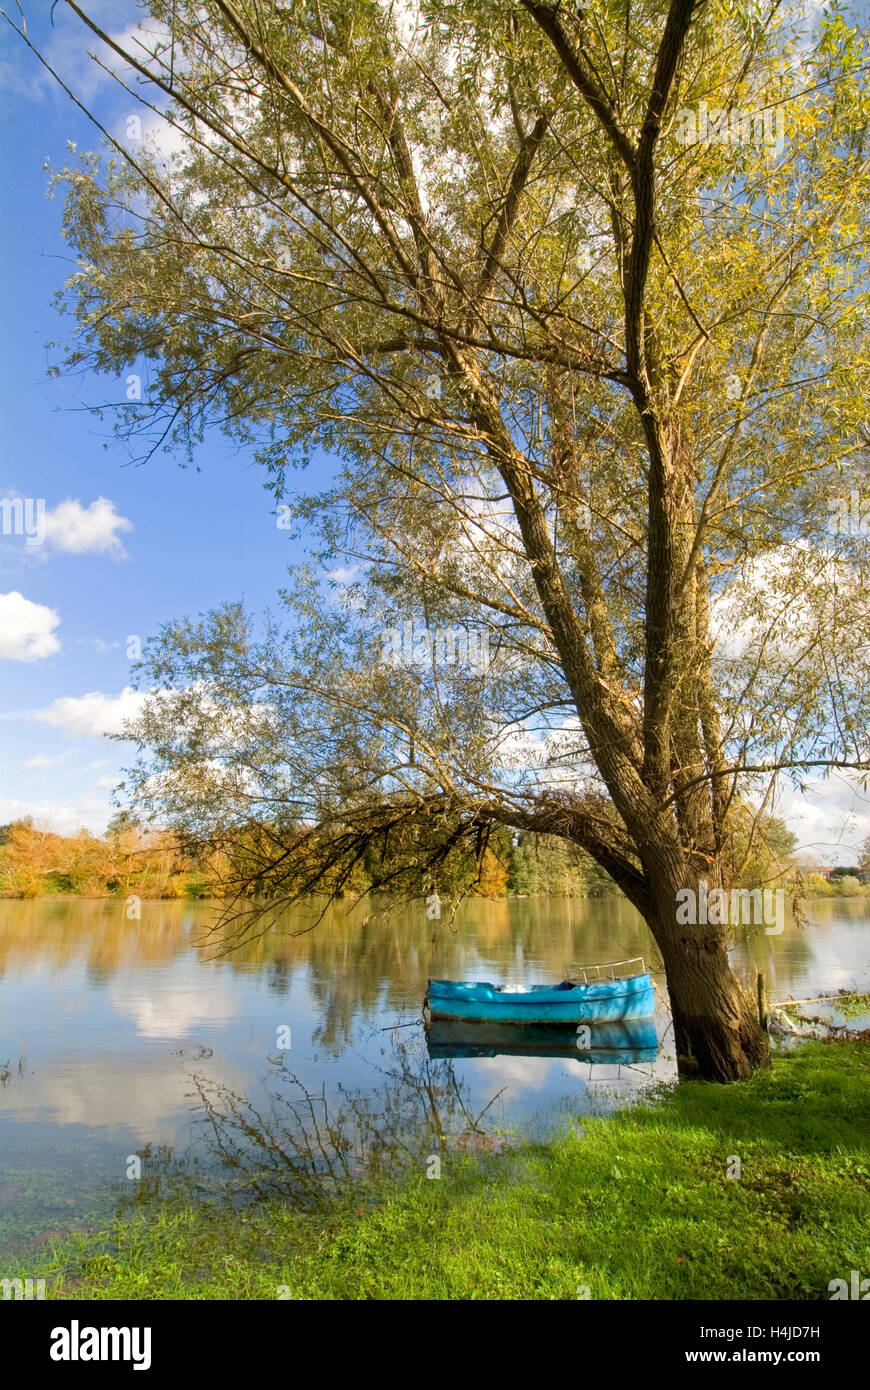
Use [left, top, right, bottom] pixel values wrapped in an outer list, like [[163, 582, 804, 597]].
[[649, 884, 771, 1081]]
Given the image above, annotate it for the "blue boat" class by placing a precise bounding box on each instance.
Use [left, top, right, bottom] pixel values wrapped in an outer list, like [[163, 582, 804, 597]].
[[426, 1017, 658, 1062], [425, 959, 654, 1026]]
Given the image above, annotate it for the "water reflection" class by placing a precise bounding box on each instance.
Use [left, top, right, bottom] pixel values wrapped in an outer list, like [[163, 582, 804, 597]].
[[189, 1032, 514, 1209], [1, 893, 868, 1254], [426, 1018, 659, 1062]]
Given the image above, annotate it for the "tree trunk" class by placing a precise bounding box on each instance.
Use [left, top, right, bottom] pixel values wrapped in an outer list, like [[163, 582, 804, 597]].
[[649, 887, 771, 1082]]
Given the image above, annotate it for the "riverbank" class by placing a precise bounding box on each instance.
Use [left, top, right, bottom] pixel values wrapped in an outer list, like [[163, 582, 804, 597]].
[[5, 819, 866, 902], [11, 1040, 868, 1301], [3, 887, 868, 902]]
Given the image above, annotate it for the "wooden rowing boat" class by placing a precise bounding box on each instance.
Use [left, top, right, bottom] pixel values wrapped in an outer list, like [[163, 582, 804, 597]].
[[425, 958, 654, 1025]]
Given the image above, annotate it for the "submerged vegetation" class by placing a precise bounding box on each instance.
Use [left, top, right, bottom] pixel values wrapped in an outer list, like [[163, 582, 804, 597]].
[[12, 1041, 869, 1301]]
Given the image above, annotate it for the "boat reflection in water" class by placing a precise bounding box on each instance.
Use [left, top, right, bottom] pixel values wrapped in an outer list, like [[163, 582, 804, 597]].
[[425, 1017, 659, 1063]]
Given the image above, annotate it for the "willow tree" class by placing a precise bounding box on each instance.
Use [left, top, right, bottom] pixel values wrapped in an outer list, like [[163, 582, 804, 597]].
[[15, 0, 870, 1079]]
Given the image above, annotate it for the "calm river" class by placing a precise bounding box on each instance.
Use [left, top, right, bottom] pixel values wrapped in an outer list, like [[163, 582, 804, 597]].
[[1, 895, 868, 1256]]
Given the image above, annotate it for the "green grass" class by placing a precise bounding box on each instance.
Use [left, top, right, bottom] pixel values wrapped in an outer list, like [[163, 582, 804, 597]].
[[10, 1041, 870, 1300]]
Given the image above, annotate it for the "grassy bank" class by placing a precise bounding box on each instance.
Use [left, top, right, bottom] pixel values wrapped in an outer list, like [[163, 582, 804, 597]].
[[10, 1041, 869, 1301]]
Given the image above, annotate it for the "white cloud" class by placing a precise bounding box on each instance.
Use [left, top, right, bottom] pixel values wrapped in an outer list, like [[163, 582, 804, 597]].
[[1, 8, 170, 109], [43, 497, 133, 557], [35, 686, 148, 738], [473, 1055, 559, 1091], [0, 591, 61, 661], [78, 636, 121, 653], [0, 1054, 244, 1139], [0, 791, 114, 836], [328, 565, 359, 585], [22, 751, 76, 770], [110, 974, 239, 1040], [773, 774, 870, 865], [711, 542, 869, 673], [130, 109, 192, 167]]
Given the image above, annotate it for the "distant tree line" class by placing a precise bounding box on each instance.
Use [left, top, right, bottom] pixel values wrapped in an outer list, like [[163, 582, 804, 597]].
[[4, 812, 862, 902]]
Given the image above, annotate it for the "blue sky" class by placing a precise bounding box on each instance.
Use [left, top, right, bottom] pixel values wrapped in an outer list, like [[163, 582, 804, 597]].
[[0, 1, 866, 864], [0, 1, 324, 833]]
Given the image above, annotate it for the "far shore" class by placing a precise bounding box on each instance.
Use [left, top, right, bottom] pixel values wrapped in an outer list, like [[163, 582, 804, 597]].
[[2, 888, 868, 905]]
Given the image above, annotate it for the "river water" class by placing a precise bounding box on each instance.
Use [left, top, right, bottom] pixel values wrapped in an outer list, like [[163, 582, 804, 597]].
[[1, 894, 868, 1256]]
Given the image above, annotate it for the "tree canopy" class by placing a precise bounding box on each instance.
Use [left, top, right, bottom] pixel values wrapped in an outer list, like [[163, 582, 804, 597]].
[[11, 0, 870, 1077]]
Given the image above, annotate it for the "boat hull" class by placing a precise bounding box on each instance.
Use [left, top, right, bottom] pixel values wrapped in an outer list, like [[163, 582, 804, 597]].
[[426, 973, 654, 1025]]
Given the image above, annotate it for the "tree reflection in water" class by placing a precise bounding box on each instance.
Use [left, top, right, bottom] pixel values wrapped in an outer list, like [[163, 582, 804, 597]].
[[186, 1029, 508, 1209]]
